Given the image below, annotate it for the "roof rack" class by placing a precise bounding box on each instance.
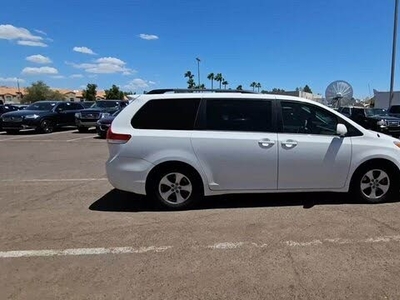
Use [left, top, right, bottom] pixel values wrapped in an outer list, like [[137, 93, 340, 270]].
[[146, 88, 256, 94]]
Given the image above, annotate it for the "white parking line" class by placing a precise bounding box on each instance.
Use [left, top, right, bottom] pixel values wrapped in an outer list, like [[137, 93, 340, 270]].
[[66, 135, 97, 142], [0, 130, 75, 141], [0, 178, 107, 183], [0, 246, 172, 258], [2, 235, 400, 259]]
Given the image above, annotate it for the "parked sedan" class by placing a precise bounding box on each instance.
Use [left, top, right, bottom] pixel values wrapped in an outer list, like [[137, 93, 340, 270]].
[[96, 110, 122, 138], [1, 101, 84, 134], [0, 104, 20, 131]]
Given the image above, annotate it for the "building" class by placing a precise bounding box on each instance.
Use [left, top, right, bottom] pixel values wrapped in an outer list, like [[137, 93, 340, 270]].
[[0, 86, 24, 103]]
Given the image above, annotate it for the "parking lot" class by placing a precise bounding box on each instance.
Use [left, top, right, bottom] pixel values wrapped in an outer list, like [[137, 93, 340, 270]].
[[1, 129, 400, 299]]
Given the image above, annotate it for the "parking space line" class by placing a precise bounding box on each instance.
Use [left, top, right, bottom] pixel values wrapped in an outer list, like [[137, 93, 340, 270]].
[[66, 135, 97, 142], [2, 235, 400, 259], [0, 130, 76, 141], [0, 246, 172, 258], [0, 178, 107, 183]]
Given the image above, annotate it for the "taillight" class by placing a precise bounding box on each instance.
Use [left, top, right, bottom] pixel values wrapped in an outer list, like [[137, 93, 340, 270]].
[[107, 128, 131, 144]]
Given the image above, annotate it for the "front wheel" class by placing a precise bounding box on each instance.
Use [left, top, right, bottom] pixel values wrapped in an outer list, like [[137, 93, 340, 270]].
[[351, 165, 398, 203], [38, 119, 54, 133], [148, 167, 202, 210]]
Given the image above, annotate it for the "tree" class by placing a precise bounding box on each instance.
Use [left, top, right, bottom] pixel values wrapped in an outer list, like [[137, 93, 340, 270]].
[[236, 85, 243, 90], [250, 82, 257, 91], [82, 84, 97, 101], [21, 81, 65, 103], [303, 85, 312, 93], [256, 82, 261, 93], [222, 80, 229, 89], [207, 73, 215, 89], [195, 84, 206, 89], [105, 84, 124, 100], [184, 71, 196, 89], [215, 73, 223, 89]]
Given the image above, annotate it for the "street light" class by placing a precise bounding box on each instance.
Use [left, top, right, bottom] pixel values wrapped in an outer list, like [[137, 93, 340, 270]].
[[389, 0, 399, 107], [196, 57, 201, 87]]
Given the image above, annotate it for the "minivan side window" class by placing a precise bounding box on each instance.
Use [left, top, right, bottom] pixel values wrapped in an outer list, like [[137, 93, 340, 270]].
[[281, 101, 338, 135], [205, 99, 273, 132], [131, 99, 200, 130]]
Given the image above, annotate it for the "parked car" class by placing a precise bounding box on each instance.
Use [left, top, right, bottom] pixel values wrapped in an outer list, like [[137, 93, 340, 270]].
[[389, 105, 400, 118], [105, 89, 400, 209], [339, 106, 400, 136], [96, 109, 122, 138], [0, 104, 20, 131], [75, 100, 128, 133], [80, 101, 95, 109], [1, 101, 84, 134]]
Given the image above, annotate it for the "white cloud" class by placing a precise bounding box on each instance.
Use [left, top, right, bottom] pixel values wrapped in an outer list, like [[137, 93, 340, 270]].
[[96, 57, 125, 65], [70, 74, 84, 78], [26, 54, 52, 64], [139, 33, 159, 40], [73, 46, 96, 55], [51, 75, 65, 79], [124, 78, 154, 90], [0, 24, 49, 47], [21, 66, 59, 75], [148, 80, 156, 85], [34, 29, 47, 36], [67, 57, 135, 75], [17, 40, 48, 47], [0, 77, 25, 83]]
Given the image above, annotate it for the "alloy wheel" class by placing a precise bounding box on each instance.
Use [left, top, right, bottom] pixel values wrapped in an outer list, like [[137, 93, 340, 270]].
[[158, 172, 192, 205], [360, 169, 390, 201]]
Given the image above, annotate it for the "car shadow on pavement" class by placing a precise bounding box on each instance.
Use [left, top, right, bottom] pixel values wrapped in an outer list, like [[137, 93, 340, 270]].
[[0, 127, 74, 136], [89, 189, 368, 213]]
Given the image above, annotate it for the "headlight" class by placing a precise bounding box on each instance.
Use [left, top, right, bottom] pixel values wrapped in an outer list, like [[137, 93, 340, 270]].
[[377, 119, 388, 127], [75, 112, 81, 118], [100, 113, 110, 119], [24, 114, 39, 119]]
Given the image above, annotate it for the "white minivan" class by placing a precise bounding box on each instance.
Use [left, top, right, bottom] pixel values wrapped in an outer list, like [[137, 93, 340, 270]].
[[106, 89, 400, 209]]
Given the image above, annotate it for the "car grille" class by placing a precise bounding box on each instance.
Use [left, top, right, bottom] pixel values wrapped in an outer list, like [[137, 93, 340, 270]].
[[388, 121, 400, 127], [2, 116, 23, 122], [80, 112, 100, 119]]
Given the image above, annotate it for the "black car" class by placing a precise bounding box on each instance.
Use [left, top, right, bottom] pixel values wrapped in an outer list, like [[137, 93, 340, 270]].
[[0, 104, 21, 131], [96, 110, 122, 138], [1, 101, 84, 134], [339, 106, 400, 136], [75, 100, 128, 133]]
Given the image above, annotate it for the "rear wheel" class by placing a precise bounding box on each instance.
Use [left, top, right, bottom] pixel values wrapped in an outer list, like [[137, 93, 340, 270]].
[[78, 127, 88, 133], [38, 119, 54, 133], [351, 164, 398, 203], [148, 167, 202, 210]]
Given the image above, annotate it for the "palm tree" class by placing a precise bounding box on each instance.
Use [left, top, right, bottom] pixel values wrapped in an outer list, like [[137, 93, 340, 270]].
[[256, 82, 261, 93], [222, 80, 228, 89], [184, 71, 195, 89], [250, 82, 257, 91], [236, 85, 243, 90], [207, 73, 215, 89], [215, 73, 223, 89]]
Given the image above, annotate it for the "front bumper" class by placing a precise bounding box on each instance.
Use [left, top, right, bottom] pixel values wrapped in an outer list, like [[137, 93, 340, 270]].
[[75, 119, 99, 128], [106, 156, 154, 195], [2, 120, 39, 130]]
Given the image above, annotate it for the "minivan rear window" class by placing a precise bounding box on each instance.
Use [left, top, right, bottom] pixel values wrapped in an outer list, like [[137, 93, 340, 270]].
[[131, 99, 200, 130]]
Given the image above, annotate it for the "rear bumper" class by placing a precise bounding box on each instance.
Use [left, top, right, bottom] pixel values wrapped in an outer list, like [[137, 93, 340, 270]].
[[106, 156, 154, 195]]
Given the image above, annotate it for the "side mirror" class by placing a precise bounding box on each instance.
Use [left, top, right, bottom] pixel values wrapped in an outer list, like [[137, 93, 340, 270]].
[[336, 123, 348, 137]]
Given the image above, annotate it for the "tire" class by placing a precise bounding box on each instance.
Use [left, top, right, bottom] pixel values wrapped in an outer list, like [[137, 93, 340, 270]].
[[78, 127, 88, 133], [148, 166, 203, 210], [38, 119, 54, 133], [351, 163, 399, 204], [6, 130, 19, 134]]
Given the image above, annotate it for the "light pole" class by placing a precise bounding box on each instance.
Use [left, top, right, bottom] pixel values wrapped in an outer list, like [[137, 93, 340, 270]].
[[196, 57, 201, 87], [389, 0, 399, 107]]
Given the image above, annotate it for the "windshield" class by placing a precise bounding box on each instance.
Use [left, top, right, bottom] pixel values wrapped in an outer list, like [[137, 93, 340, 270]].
[[26, 102, 57, 111], [91, 101, 119, 109], [365, 108, 388, 116]]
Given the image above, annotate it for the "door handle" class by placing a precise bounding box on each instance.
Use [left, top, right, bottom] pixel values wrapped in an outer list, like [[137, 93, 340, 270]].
[[258, 139, 275, 148], [281, 140, 298, 149]]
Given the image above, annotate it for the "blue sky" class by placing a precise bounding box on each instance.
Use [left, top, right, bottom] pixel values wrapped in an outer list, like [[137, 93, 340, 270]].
[[0, 0, 397, 98]]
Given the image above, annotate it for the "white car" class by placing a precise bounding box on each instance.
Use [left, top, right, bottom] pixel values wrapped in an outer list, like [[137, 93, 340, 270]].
[[106, 89, 400, 209]]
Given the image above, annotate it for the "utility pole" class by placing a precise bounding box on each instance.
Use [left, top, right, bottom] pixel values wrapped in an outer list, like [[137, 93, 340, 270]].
[[196, 57, 201, 87], [389, 0, 399, 107]]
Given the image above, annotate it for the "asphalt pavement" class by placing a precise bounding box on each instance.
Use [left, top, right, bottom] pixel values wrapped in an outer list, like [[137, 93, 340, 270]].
[[1, 129, 400, 299]]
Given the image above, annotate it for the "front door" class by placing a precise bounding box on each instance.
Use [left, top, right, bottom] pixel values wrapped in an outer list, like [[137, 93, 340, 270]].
[[191, 98, 278, 191], [278, 100, 352, 190]]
